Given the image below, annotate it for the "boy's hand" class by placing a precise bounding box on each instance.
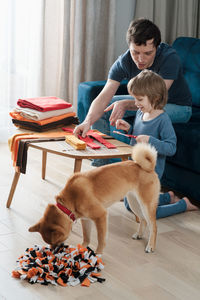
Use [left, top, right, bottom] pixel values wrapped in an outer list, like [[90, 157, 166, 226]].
[[136, 135, 150, 143], [115, 119, 130, 131]]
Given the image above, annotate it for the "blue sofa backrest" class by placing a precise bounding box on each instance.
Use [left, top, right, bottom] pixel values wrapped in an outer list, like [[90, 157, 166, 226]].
[[172, 37, 200, 108]]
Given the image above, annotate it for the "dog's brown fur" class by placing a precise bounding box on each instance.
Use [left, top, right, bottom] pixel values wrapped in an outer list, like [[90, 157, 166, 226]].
[[29, 143, 160, 254]]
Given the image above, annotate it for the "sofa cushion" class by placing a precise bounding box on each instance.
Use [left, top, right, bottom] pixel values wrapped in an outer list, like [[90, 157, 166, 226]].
[[166, 122, 200, 174], [172, 37, 200, 107]]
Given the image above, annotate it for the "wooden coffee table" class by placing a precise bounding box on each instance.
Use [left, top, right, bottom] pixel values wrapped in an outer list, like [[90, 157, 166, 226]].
[[7, 136, 132, 208]]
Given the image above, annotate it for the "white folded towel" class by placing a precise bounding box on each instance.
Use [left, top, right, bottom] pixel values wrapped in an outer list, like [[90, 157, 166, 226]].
[[14, 106, 74, 120]]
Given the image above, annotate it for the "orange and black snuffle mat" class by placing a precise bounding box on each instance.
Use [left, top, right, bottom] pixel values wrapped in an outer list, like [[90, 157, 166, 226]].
[[12, 244, 105, 287]]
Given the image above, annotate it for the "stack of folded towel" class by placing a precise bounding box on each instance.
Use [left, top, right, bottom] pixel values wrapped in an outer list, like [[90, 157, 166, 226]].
[[10, 96, 79, 132]]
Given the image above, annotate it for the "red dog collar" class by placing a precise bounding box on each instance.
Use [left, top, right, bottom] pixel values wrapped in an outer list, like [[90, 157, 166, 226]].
[[56, 203, 76, 222]]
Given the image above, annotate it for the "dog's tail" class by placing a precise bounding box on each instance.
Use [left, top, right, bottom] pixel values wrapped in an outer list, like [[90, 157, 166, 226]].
[[131, 142, 157, 172]]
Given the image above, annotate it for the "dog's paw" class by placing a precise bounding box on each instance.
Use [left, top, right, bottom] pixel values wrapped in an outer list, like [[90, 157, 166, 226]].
[[145, 245, 154, 253], [132, 233, 142, 240]]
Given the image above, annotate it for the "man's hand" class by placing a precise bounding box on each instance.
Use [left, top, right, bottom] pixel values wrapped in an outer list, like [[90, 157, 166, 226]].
[[115, 119, 130, 132], [73, 121, 91, 138], [104, 101, 126, 126], [136, 135, 149, 143]]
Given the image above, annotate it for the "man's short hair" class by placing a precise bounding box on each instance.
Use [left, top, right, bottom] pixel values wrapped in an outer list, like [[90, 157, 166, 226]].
[[126, 18, 161, 48], [127, 70, 167, 110]]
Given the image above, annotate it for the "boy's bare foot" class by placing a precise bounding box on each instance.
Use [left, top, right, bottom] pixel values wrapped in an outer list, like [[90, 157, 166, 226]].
[[183, 197, 199, 211], [168, 191, 180, 204], [168, 191, 198, 211]]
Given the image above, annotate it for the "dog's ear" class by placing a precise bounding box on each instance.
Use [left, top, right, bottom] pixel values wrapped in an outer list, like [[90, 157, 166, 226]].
[[28, 222, 41, 233]]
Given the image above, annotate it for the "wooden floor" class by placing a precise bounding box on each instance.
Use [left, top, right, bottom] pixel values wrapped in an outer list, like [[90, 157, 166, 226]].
[[1, 142, 200, 300]]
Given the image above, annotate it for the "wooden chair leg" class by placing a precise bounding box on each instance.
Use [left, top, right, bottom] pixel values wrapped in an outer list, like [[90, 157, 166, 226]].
[[74, 159, 82, 173], [42, 150, 47, 179], [6, 171, 21, 208]]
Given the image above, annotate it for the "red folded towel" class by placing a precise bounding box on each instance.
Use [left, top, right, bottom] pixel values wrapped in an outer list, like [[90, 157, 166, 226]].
[[17, 97, 72, 112]]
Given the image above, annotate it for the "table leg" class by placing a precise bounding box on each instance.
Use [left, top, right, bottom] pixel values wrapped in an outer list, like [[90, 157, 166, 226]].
[[6, 171, 21, 208], [74, 159, 82, 173], [42, 150, 47, 179]]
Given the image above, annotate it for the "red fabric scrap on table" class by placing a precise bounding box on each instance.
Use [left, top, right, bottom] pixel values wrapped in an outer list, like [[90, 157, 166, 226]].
[[88, 132, 116, 149], [17, 97, 72, 112], [78, 136, 100, 149], [62, 127, 100, 149]]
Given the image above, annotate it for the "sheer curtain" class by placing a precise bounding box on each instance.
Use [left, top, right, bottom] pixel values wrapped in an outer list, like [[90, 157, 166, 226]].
[[134, 0, 200, 44], [0, 0, 44, 141], [0, 0, 116, 142], [58, 0, 116, 110]]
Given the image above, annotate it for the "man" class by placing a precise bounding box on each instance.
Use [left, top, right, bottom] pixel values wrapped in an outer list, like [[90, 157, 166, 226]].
[[74, 18, 192, 139]]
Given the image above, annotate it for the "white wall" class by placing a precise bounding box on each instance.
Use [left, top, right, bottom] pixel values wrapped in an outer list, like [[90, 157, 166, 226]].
[[115, 0, 136, 59]]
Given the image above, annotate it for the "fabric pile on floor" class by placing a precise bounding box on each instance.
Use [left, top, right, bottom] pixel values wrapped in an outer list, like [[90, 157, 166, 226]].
[[9, 96, 79, 132], [12, 244, 105, 287]]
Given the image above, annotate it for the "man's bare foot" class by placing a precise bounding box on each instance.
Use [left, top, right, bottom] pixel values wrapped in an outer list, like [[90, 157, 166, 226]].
[[168, 191, 180, 204], [183, 197, 199, 211]]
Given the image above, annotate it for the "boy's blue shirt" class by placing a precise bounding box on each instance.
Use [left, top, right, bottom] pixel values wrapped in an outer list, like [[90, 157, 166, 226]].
[[129, 110, 177, 179], [108, 43, 192, 106]]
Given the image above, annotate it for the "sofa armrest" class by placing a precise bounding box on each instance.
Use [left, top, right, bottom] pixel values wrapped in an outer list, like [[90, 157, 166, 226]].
[[77, 80, 128, 122]]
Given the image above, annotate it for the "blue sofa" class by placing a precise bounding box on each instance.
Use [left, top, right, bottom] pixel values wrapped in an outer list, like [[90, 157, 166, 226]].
[[77, 37, 200, 203]]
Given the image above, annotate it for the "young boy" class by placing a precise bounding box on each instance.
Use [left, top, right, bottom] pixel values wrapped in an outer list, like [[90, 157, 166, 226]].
[[116, 70, 198, 218]]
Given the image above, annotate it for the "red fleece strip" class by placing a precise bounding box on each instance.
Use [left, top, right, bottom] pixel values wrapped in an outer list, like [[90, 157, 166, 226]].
[[62, 127, 100, 149], [78, 136, 100, 149], [88, 132, 116, 149]]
